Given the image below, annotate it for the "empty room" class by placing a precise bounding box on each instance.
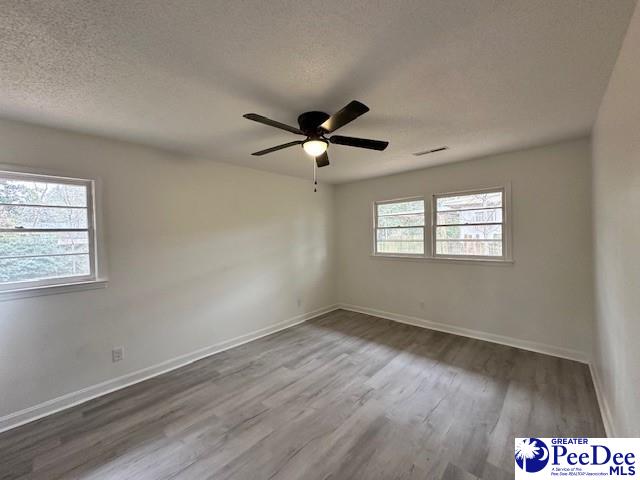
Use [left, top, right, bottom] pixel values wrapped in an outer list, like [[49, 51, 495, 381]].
[[1, 1, 639, 479]]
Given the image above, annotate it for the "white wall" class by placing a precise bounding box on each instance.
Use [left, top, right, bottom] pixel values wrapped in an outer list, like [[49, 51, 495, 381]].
[[0, 119, 336, 422], [0, 111, 627, 433], [591, 1, 640, 437], [335, 139, 594, 358]]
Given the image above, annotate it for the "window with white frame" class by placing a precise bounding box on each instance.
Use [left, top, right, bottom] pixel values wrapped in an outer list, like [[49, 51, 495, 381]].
[[0, 170, 96, 290], [433, 188, 507, 259], [374, 198, 425, 255]]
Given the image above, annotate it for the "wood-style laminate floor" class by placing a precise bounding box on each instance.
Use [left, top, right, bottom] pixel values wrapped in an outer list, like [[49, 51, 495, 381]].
[[0, 309, 604, 480]]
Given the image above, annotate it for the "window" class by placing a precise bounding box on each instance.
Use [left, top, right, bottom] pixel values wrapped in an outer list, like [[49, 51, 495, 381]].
[[433, 187, 507, 259], [0, 170, 96, 291], [374, 198, 425, 255]]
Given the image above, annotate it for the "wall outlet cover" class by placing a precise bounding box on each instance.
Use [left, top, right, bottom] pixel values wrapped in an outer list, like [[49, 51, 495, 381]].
[[112, 347, 124, 363]]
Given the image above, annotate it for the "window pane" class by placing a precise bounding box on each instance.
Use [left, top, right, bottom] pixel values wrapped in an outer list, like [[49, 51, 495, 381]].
[[436, 225, 502, 241], [436, 240, 502, 257], [434, 189, 505, 258], [377, 200, 424, 216], [377, 228, 424, 254], [436, 191, 502, 211], [0, 205, 88, 229], [0, 178, 87, 207], [375, 199, 425, 254], [0, 231, 90, 257], [377, 227, 423, 242], [437, 208, 502, 225], [377, 214, 424, 227], [0, 254, 90, 284], [377, 241, 424, 255]]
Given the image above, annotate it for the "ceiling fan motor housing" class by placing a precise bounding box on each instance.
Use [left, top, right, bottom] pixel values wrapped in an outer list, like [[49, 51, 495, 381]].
[[297, 111, 330, 136]]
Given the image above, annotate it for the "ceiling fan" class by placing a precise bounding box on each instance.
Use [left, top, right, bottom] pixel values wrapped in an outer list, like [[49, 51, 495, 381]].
[[243, 100, 389, 169]]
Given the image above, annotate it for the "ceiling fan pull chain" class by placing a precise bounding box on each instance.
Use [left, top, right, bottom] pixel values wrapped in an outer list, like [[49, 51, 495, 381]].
[[313, 159, 317, 192]]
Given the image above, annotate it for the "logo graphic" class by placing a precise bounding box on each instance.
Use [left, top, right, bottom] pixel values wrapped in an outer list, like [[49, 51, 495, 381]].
[[515, 438, 550, 473]]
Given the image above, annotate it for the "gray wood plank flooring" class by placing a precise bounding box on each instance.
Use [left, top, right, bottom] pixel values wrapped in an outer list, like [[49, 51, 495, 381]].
[[0, 309, 605, 479]]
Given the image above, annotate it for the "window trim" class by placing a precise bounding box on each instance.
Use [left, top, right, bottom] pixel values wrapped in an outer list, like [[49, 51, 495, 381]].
[[371, 185, 513, 263], [372, 196, 426, 257], [0, 169, 99, 292], [431, 185, 512, 262]]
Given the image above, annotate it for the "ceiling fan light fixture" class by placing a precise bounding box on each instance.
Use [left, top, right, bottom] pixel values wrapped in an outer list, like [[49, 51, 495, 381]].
[[302, 139, 328, 157]]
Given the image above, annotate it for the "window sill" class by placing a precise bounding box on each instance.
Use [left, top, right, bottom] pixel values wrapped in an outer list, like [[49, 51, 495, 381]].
[[0, 279, 108, 301], [370, 254, 514, 265]]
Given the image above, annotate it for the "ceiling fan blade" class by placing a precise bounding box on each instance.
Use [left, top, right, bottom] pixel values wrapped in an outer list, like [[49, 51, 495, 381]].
[[319, 101, 369, 133], [243, 113, 303, 135], [329, 135, 389, 151], [251, 140, 303, 156], [316, 152, 330, 168]]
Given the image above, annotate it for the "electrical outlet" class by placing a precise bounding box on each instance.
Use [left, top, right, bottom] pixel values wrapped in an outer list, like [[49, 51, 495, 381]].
[[419, 301, 425, 310], [297, 297, 302, 308], [112, 347, 124, 363]]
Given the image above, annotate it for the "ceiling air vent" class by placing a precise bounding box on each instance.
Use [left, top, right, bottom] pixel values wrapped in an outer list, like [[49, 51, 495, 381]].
[[413, 146, 448, 156]]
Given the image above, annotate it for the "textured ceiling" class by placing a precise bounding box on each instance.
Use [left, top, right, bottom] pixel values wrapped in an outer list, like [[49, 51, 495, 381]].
[[0, 0, 636, 183]]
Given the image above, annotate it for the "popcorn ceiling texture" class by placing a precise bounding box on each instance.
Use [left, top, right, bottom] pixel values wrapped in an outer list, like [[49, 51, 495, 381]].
[[0, 0, 636, 183]]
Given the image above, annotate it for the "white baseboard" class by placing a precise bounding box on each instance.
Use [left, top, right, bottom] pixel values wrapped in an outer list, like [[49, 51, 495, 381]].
[[588, 363, 616, 437], [0, 304, 339, 434], [337, 303, 590, 364]]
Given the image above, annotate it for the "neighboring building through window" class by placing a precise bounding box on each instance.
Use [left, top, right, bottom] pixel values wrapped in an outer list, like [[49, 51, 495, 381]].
[[374, 198, 425, 255], [433, 188, 506, 259], [0, 170, 96, 290]]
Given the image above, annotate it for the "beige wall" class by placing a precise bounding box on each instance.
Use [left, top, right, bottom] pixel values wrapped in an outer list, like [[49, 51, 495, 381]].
[[335, 139, 594, 358], [592, 1, 640, 436], [0, 119, 336, 421]]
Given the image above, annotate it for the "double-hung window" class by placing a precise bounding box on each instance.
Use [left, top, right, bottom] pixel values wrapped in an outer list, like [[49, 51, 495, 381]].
[[374, 198, 425, 255], [373, 186, 510, 262], [432, 187, 507, 260], [0, 170, 97, 291]]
